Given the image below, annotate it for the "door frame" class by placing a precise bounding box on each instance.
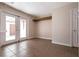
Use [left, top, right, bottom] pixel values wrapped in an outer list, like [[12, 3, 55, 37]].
[[0, 12, 27, 46], [71, 8, 78, 47], [19, 17, 27, 41], [0, 12, 19, 45]]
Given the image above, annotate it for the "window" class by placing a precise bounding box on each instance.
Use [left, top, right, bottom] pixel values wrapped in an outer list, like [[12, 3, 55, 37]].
[[20, 18, 26, 38]]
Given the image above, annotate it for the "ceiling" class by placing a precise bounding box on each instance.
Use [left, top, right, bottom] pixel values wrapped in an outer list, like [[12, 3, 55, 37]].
[[4, 2, 72, 17]]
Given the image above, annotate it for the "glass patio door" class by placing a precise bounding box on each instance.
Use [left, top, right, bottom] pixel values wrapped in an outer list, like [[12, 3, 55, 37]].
[[0, 13, 27, 46], [6, 15, 16, 41], [20, 18, 26, 39]]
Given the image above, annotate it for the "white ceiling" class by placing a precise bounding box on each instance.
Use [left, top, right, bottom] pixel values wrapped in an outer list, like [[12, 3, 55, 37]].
[[4, 2, 72, 17]]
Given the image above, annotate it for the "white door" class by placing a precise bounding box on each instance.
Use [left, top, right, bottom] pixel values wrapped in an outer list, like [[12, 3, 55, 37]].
[[72, 8, 78, 47], [0, 12, 27, 46], [0, 13, 19, 45], [4, 14, 18, 45], [6, 15, 16, 41]]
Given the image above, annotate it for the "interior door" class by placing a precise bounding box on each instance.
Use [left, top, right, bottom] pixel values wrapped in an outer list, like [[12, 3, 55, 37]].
[[72, 8, 78, 47]]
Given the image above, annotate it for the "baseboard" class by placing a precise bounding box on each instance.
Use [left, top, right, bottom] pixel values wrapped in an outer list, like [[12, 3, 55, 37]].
[[36, 37, 52, 40], [78, 43, 79, 47], [52, 41, 72, 47], [28, 37, 36, 39]]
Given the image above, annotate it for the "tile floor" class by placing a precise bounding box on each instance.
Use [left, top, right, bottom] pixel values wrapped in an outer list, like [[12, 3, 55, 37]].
[[0, 39, 78, 57]]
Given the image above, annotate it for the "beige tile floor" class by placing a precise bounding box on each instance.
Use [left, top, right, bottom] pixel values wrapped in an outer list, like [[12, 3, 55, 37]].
[[0, 39, 78, 57]]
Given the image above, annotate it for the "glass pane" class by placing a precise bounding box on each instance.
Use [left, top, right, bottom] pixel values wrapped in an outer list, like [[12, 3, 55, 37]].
[[6, 16, 16, 41], [20, 19, 26, 38]]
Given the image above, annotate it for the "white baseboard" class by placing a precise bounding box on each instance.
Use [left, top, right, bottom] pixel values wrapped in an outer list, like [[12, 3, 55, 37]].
[[52, 41, 72, 47], [78, 43, 79, 47], [27, 37, 35, 39], [37, 37, 52, 40]]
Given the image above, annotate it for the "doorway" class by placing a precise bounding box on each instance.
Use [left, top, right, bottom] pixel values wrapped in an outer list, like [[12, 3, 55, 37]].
[[1, 13, 27, 46]]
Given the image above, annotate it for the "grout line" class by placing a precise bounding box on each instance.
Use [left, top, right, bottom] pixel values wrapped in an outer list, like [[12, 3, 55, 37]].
[[7, 47, 17, 56]]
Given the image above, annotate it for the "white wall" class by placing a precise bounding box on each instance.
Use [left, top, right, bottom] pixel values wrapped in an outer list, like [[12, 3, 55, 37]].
[[52, 3, 78, 47], [35, 19, 52, 40]]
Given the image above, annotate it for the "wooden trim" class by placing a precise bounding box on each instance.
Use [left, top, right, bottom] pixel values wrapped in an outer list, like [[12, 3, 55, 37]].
[[33, 16, 52, 22]]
